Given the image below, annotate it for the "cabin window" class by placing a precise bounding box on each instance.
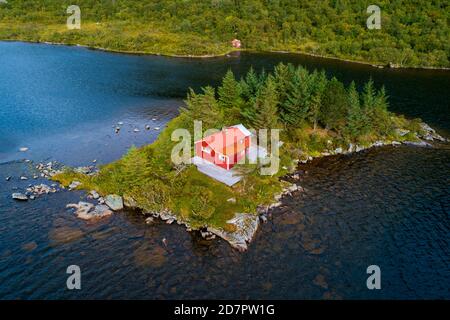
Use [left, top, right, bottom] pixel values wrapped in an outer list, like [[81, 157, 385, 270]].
[[219, 154, 226, 162], [240, 139, 244, 144]]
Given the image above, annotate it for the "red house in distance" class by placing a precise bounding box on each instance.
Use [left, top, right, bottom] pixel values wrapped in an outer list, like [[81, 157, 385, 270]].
[[195, 124, 252, 170], [231, 39, 242, 48]]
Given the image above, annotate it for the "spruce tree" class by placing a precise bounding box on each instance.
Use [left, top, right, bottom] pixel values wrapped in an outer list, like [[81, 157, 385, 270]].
[[346, 81, 362, 139], [361, 79, 377, 132], [308, 70, 327, 131], [218, 70, 241, 108], [183, 86, 223, 129], [280, 66, 311, 127], [319, 77, 349, 131], [218, 70, 243, 124], [253, 76, 280, 129], [240, 68, 261, 126]]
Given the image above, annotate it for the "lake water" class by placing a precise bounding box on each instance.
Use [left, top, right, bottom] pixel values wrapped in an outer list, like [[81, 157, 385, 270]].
[[0, 42, 449, 299]]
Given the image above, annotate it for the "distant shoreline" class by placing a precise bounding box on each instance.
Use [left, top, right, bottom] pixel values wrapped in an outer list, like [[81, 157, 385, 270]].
[[2, 39, 449, 71]]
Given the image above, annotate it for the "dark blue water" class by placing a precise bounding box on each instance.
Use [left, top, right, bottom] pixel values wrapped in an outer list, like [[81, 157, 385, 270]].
[[0, 42, 449, 299]]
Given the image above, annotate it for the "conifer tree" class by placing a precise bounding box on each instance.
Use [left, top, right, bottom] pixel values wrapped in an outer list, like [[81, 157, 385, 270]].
[[252, 76, 280, 129], [183, 86, 223, 129], [346, 81, 363, 139], [319, 77, 349, 131], [218, 70, 241, 108], [279, 66, 311, 127], [218, 70, 243, 124], [308, 70, 327, 131]]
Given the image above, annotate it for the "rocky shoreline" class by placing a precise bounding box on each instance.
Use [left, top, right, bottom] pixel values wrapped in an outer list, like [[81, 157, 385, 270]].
[[7, 122, 447, 251]]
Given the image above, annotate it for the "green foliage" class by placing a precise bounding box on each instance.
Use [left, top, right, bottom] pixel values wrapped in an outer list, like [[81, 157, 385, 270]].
[[319, 77, 348, 131], [252, 75, 280, 129], [0, 0, 448, 67], [345, 81, 364, 139], [218, 70, 243, 124]]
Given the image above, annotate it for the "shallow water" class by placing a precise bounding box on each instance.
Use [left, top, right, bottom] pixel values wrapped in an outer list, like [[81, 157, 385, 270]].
[[0, 42, 449, 299]]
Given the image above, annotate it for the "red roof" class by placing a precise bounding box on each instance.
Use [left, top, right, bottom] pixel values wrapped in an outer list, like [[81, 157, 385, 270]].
[[198, 125, 251, 157]]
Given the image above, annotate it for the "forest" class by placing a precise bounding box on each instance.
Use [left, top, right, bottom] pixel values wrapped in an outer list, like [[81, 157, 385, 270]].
[[0, 0, 448, 67]]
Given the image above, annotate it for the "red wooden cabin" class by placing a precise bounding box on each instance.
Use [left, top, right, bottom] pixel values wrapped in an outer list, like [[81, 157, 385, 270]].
[[194, 124, 252, 170]]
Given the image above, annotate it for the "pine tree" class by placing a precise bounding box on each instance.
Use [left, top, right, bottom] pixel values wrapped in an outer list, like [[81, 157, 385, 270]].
[[308, 70, 327, 131], [280, 66, 310, 127], [346, 81, 362, 139], [362, 78, 376, 110], [240, 67, 261, 126], [218, 70, 241, 109], [183, 86, 223, 129], [218, 70, 243, 124], [252, 76, 280, 129], [240, 67, 259, 101], [360, 79, 377, 132], [273, 63, 293, 107], [371, 85, 392, 135], [319, 77, 349, 131]]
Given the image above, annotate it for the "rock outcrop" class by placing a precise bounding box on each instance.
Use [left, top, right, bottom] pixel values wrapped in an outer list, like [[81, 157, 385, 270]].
[[66, 202, 113, 220], [208, 213, 260, 252], [105, 194, 123, 211]]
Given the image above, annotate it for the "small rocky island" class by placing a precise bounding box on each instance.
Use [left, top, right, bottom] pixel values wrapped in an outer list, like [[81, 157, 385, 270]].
[[13, 63, 448, 251]]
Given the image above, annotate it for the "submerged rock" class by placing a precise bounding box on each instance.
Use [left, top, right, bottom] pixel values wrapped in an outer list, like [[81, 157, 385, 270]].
[[19, 147, 29, 152], [12, 193, 28, 201], [133, 244, 167, 268], [92, 205, 113, 217], [66, 202, 112, 220], [67, 202, 94, 218], [404, 140, 432, 148], [105, 194, 123, 211], [49, 226, 84, 245]]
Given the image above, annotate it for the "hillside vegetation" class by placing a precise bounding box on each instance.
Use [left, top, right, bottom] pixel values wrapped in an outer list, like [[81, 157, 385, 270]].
[[0, 0, 448, 67]]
